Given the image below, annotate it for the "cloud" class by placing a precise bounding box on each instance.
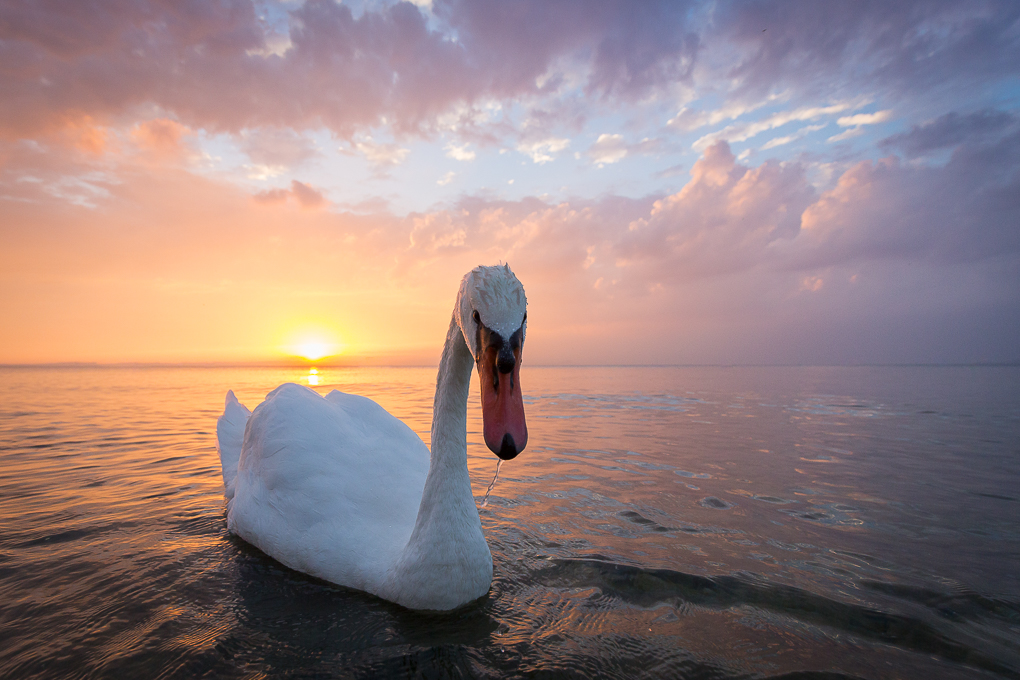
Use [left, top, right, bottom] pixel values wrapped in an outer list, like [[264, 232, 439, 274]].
[[0, 0, 702, 140], [253, 179, 326, 209], [654, 163, 686, 178], [667, 96, 780, 131], [826, 127, 865, 143], [619, 141, 815, 278], [440, 0, 701, 100], [50, 115, 112, 155], [131, 119, 192, 156], [793, 131, 1020, 269], [586, 134, 665, 166], [408, 133, 1020, 355], [588, 133, 627, 165], [517, 137, 570, 164], [612, 130, 1020, 287], [389, 136, 1019, 362], [880, 109, 1018, 156], [351, 138, 411, 166], [2, 0, 1016, 161], [692, 101, 856, 150], [239, 127, 319, 168], [5, 0, 1020, 367], [760, 123, 825, 150], [398, 141, 818, 286], [714, 0, 1020, 102], [289, 180, 326, 208], [4, 123, 1019, 364], [837, 110, 893, 127], [444, 143, 475, 161]]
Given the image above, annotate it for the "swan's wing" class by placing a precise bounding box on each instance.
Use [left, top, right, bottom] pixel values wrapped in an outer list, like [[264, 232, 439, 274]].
[[217, 390, 251, 500], [229, 383, 430, 590]]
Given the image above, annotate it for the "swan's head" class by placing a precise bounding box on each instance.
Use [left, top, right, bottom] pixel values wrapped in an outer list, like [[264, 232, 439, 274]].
[[456, 264, 528, 461]]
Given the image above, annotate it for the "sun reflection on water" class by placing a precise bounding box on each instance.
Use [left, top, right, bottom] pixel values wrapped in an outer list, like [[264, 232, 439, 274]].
[[0, 366, 1017, 679]]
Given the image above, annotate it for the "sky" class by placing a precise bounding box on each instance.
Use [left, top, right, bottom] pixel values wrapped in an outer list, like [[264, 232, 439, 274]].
[[1, 0, 1018, 365]]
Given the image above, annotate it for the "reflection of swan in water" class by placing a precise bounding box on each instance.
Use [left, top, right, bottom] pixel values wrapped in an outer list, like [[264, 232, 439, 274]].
[[226, 536, 500, 665], [217, 265, 528, 610]]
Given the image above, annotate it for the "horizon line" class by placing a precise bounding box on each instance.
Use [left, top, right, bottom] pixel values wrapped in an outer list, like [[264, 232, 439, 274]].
[[1, 361, 1018, 369]]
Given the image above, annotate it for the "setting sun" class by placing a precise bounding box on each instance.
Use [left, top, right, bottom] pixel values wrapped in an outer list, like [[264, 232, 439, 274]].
[[2, 1, 1019, 676], [295, 340, 332, 361], [281, 327, 344, 362]]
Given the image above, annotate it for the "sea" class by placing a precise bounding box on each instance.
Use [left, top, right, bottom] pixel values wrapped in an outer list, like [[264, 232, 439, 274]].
[[0, 364, 1018, 679]]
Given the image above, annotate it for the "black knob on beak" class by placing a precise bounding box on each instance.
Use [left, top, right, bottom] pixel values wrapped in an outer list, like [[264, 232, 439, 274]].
[[497, 433, 519, 460], [496, 346, 516, 374]]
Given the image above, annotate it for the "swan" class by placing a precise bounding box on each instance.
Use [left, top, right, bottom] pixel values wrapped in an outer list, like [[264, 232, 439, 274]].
[[216, 264, 528, 610]]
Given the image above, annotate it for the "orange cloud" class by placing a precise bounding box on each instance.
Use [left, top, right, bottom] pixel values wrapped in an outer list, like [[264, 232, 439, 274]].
[[131, 119, 192, 156], [60, 114, 111, 155]]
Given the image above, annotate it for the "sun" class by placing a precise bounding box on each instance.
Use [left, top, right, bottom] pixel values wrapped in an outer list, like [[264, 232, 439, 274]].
[[295, 340, 332, 361], [281, 327, 344, 361]]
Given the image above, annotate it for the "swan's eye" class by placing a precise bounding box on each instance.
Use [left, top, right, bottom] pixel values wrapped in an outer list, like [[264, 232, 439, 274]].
[[473, 310, 480, 323]]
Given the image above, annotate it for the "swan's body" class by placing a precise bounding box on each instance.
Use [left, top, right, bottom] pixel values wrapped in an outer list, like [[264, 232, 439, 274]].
[[216, 265, 528, 610]]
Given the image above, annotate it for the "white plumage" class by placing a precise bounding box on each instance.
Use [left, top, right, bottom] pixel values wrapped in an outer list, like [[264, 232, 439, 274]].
[[216, 265, 528, 610]]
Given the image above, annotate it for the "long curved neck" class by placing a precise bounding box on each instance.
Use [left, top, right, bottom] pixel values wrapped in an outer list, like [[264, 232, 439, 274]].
[[415, 313, 476, 532], [389, 313, 490, 607], [428, 313, 474, 479]]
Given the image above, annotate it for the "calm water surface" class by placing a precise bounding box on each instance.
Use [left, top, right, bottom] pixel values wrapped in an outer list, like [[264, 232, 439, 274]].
[[1, 365, 1018, 679]]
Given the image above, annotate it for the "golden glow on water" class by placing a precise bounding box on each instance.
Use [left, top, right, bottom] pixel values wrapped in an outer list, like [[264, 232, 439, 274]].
[[1, 366, 1018, 679]]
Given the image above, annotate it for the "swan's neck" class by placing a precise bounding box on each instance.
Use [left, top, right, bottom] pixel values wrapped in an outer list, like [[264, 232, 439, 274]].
[[419, 314, 477, 531], [384, 314, 491, 609]]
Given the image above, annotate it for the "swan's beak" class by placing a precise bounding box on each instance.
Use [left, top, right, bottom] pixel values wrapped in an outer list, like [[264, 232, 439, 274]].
[[477, 342, 528, 460]]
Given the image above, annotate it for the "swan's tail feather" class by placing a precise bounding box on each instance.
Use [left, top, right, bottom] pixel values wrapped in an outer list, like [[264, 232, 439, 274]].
[[217, 390, 251, 500]]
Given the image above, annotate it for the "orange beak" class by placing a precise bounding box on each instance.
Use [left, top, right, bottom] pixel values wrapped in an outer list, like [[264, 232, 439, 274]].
[[477, 342, 527, 460]]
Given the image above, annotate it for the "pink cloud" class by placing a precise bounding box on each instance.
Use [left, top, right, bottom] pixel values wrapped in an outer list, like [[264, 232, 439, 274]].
[[238, 127, 319, 168], [791, 130, 1020, 269], [2, 113, 1018, 364], [253, 180, 327, 209], [130, 118, 192, 157], [0, 0, 703, 139], [393, 131, 1019, 305], [616, 141, 814, 279], [1, 0, 1015, 155]]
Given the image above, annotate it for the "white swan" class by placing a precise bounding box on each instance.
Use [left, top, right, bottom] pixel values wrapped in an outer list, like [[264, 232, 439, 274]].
[[216, 264, 528, 610]]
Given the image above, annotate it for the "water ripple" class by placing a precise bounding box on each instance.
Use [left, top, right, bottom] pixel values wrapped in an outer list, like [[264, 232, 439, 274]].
[[0, 365, 1018, 679]]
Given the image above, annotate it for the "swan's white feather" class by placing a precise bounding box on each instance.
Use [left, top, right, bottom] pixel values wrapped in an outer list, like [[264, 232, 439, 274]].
[[225, 383, 429, 593], [216, 264, 527, 610], [216, 390, 250, 500]]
